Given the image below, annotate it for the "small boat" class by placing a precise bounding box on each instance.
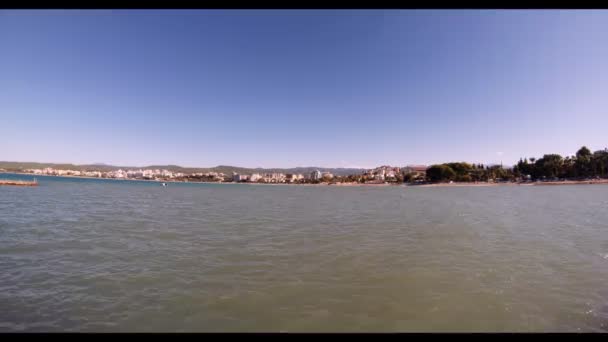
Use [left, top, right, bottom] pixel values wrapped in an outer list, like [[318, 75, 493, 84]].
[[161, 182, 167, 187]]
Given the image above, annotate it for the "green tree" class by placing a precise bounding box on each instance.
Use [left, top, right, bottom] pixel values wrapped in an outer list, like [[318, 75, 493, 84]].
[[535, 154, 563, 179], [426, 164, 456, 182], [562, 156, 576, 178], [444, 162, 473, 177], [512, 161, 522, 178], [577, 146, 592, 159], [575, 146, 592, 177], [592, 149, 608, 177], [456, 174, 472, 182]]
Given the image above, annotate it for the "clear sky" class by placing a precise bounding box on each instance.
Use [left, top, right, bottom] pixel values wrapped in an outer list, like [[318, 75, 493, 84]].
[[2, 10, 608, 168]]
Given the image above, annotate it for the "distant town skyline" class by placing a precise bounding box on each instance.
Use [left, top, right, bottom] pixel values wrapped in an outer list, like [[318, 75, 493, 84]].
[[2, 10, 608, 168]]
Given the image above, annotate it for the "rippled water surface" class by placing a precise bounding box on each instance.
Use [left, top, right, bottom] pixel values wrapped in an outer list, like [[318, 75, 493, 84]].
[[2, 173, 608, 332]]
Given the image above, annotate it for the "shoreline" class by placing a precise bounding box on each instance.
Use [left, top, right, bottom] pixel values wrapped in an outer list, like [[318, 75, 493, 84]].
[[532, 179, 608, 186], [1, 172, 399, 187], [411, 179, 608, 187], [3, 172, 608, 188]]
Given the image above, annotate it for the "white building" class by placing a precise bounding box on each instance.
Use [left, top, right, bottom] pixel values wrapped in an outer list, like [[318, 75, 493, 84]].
[[250, 173, 262, 182], [311, 170, 322, 180], [233, 173, 250, 182], [285, 174, 304, 183], [127, 169, 144, 178], [142, 170, 154, 179], [109, 169, 127, 178], [285, 173, 304, 182], [85, 171, 102, 177], [262, 173, 285, 183]]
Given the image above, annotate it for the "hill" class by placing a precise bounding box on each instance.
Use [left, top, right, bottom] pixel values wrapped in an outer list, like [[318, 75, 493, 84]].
[[0, 161, 366, 176]]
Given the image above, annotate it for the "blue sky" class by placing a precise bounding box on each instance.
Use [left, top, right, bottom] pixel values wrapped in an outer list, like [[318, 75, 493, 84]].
[[1, 10, 608, 168]]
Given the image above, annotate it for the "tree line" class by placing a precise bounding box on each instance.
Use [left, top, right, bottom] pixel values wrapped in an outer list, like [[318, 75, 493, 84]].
[[424, 146, 608, 183]]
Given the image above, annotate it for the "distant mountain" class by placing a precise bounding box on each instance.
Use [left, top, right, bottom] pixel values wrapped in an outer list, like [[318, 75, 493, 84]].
[[0, 161, 367, 176]]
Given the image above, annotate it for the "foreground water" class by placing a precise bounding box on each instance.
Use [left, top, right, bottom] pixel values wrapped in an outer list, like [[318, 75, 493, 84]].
[[1, 173, 608, 332]]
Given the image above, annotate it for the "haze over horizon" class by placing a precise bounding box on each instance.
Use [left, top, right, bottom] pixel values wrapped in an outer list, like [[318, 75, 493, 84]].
[[2, 10, 608, 169]]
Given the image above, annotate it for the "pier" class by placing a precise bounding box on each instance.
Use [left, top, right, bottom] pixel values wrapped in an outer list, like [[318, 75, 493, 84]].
[[0, 179, 38, 187]]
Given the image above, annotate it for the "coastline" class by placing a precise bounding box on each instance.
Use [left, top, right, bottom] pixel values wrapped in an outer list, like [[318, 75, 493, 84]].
[[532, 179, 608, 186], [4, 172, 165, 184], [4, 172, 608, 188], [411, 179, 608, 187], [411, 182, 509, 188], [2, 172, 398, 187]]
